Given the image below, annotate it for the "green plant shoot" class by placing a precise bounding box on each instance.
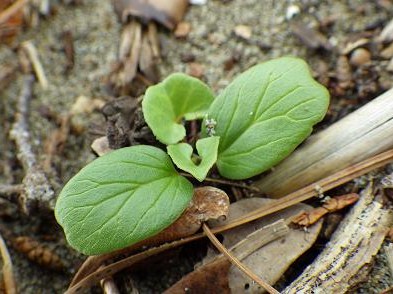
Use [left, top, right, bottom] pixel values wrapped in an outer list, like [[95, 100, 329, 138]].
[[55, 57, 330, 255], [202, 57, 329, 179], [142, 73, 215, 145]]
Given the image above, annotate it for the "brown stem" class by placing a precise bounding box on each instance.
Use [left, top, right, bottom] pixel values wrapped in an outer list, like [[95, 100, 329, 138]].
[[180, 172, 261, 192]]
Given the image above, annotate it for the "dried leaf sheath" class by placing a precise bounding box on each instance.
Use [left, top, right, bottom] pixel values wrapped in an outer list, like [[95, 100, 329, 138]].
[[113, 0, 188, 30]]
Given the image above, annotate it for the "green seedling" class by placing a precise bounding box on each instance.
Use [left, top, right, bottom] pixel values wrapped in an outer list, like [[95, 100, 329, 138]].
[[142, 73, 215, 145], [203, 57, 329, 179], [167, 136, 220, 182], [55, 57, 329, 255]]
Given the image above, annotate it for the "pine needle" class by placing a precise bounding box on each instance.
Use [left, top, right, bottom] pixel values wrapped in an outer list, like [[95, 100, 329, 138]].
[[202, 223, 279, 294]]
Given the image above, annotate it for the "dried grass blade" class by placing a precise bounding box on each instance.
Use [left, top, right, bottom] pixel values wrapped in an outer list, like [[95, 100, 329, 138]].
[[202, 223, 279, 294]]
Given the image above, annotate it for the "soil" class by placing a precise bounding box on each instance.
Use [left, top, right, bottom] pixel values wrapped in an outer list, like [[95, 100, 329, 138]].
[[0, 0, 393, 293]]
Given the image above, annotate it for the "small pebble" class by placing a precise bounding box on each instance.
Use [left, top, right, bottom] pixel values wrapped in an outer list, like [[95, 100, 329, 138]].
[[187, 62, 205, 78], [91, 136, 112, 156], [70, 95, 105, 115], [350, 48, 371, 66], [234, 25, 252, 40], [286, 4, 300, 20], [189, 0, 207, 5], [174, 22, 191, 38], [180, 52, 196, 63]]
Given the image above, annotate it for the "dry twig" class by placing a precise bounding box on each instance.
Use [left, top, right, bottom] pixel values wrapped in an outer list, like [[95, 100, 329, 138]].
[[202, 223, 279, 294], [0, 0, 29, 25], [291, 193, 359, 226], [0, 231, 17, 294], [0, 184, 24, 204], [164, 219, 289, 293], [9, 75, 55, 213], [20, 41, 48, 89], [68, 220, 288, 293]]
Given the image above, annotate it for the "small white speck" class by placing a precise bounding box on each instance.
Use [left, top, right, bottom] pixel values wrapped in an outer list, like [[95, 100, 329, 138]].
[[249, 111, 254, 115], [286, 5, 300, 20], [189, 0, 207, 5]]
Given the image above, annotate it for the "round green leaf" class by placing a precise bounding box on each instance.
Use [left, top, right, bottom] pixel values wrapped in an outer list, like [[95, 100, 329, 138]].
[[142, 73, 215, 145], [55, 145, 193, 255], [203, 57, 330, 180], [167, 136, 220, 182]]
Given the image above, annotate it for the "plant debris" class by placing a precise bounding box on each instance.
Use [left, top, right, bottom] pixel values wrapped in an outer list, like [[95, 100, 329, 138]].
[[208, 198, 322, 293], [291, 193, 359, 226], [113, 0, 188, 30], [9, 75, 55, 213], [11, 236, 64, 272], [2, 1, 393, 292], [0, 231, 17, 294], [283, 184, 392, 293]]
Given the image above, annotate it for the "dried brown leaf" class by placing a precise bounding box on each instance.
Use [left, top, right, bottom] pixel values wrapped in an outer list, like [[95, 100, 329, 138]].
[[0, 0, 26, 44], [122, 21, 142, 85], [113, 0, 188, 30], [143, 186, 230, 244], [292, 193, 359, 227], [165, 220, 288, 294], [138, 33, 159, 82], [208, 198, 322, 293], [322, 193, 359, 211], [164, 258, 231, 294]]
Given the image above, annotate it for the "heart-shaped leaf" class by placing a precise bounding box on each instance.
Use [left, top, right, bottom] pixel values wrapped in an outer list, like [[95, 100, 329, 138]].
[[142, 73, 215, 145], [55, 145, 193, 255], [167, 137, 220, 182], [203, 57, 329, 180]]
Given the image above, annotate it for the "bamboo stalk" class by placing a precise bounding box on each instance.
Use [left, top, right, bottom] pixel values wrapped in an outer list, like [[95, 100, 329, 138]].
[[256, 88, 393, 197]]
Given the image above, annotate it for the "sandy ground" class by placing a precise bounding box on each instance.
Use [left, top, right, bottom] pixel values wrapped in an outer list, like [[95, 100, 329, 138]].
[[0, 0, 392, 292]]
